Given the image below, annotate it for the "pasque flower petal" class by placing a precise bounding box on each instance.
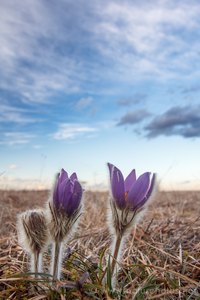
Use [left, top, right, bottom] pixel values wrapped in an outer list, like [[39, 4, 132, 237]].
[[66, 180, 83, 216], [70, 172, 77, 182], [59, 169, 68, 183], [124, 169, 136, 192], [52, 168, 82, 216], [108, 163, 126, 209], [146, 173, 156, 199], [128, 172, 151, 209], [53, 170, 69, 209], [59, 179, 73, 210], [137, 173, 156, 208]]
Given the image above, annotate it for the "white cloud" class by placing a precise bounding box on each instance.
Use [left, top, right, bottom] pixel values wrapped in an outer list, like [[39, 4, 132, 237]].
[[75, 96, 93, 110], [33, 144, 43, 149], [52, 123, 98, 140], [8, 164, 17, 170], [92, 0, 200, 79], [0, 1, 82, 103], [0, 0, 200, 105], [0, 132, 35, 146], [0, 103, 38, 124]]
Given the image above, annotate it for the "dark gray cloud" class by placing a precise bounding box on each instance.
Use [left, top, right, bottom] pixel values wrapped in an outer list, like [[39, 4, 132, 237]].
[[117, 93, 147, 106], [117, 109, 150, 126], [145, 105, 200, 138]]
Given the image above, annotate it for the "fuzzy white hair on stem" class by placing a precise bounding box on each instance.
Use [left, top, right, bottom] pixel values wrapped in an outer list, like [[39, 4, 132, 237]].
[[46, 200, 83, 281], [46, 168, 84, 281], [107, 197, 149, 288], [17, 209, 49, 277]]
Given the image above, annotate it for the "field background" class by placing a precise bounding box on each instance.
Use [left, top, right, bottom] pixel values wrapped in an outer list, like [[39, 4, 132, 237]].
[[0, 190, 200, 299]]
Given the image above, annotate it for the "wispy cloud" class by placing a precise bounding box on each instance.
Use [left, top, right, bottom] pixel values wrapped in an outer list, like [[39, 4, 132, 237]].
[[117, 109, 151, 126], [33, 144, 43, 149], [1, 0, 200, 108], [0, 132, 35, 145], [145, 105, 200, 138], [117, 93, 147, 106], [75, 96, 93, 110], [8, 164, 18, 170], [0, 1, 82, 104], [181, 85, 200, 95], [93, 0, 200, 79], [0, 103, 37, 124], [52, 123, 98, 140]]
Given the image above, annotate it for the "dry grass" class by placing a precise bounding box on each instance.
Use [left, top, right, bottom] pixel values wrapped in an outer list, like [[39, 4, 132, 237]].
[[0, 190, 200, 299]]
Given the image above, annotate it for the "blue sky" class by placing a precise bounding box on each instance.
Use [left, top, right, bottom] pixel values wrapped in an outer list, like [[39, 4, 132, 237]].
[[1, 0, 200, 190]]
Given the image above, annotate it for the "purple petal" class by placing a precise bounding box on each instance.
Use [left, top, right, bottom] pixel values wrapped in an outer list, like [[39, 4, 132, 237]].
[[58, 178, 67, 198], [59, 179, 73, 210], [136, 173, 156, 208], [124, 169, 136, 192], [107, 163, 126, 209], [59, 168, 68, 183], [53, 169, 68, 207], [146, 173, 156, 199], [52, 169, 83, 215], [66, 180, 83, 216], [128, 172, 151, 209], [70, 172, 78, 182]]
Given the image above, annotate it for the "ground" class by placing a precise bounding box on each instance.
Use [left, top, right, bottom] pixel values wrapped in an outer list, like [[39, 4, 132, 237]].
[[0, 190, 200, 299]]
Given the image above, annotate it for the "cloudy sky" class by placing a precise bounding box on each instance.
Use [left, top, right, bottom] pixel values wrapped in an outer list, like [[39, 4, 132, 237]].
[[1, 0, 200, 190]]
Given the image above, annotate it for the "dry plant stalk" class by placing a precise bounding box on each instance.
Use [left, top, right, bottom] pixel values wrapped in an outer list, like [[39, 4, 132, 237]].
[[2, 190, 200, 299]]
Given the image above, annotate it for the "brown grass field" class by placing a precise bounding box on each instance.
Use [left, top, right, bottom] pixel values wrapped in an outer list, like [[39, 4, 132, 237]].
[[0, 190, 199, 299]]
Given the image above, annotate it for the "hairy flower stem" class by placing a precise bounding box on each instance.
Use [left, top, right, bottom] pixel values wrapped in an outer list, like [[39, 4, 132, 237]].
[[31, 251, 42, 277], [111, 233, 123, 277], [52, 241, 63, 280]]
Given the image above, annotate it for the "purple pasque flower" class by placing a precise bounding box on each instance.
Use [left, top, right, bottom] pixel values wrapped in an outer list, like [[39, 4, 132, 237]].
[[53, 168, 82, 216], [108, 163, 155, 211]]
